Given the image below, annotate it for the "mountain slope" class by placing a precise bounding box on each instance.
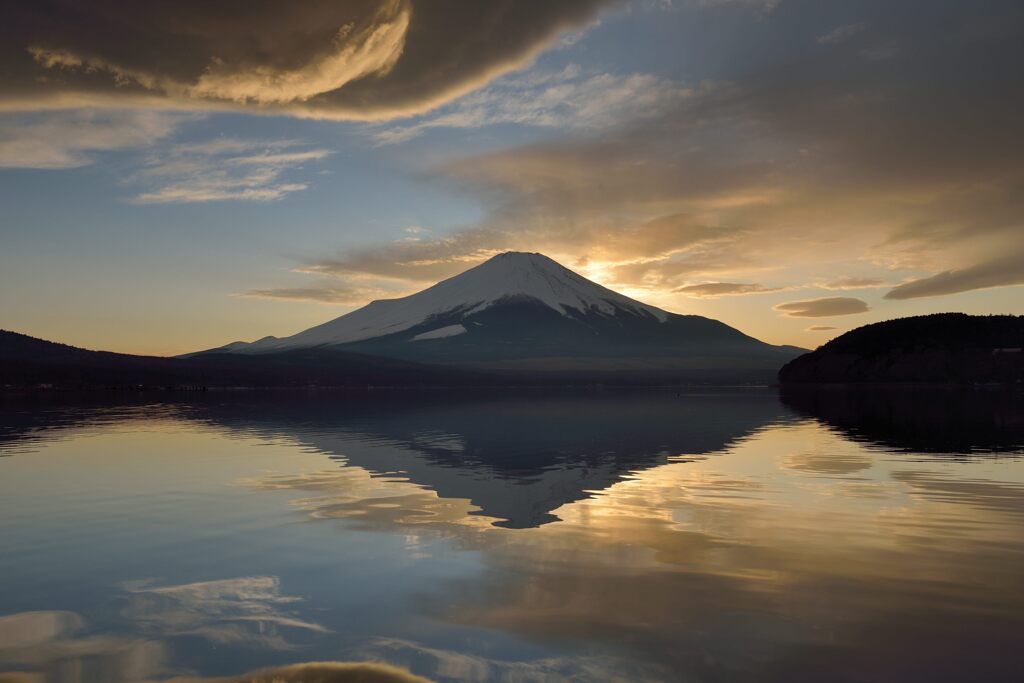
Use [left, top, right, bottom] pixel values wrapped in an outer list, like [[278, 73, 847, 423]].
[[205, 252, 802, 379]]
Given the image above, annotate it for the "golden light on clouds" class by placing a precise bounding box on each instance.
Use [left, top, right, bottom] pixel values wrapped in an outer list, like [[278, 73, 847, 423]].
[[5, 1, 611, 119], [190, 2, 410, 105], [1, 0, 1022, 352]]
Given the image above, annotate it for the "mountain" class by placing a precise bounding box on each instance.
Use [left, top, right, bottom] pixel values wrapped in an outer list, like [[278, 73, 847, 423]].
[[199, 252, 803, 382], [779, 313, 1024, 384], [0, 329, 484, 389]]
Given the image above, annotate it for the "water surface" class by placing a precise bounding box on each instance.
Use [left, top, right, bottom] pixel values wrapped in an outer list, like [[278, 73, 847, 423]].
[[1, 388, 1023, 682]]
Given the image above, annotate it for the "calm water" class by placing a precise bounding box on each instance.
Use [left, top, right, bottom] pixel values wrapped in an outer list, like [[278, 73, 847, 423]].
[[1, 388, 1023, 683]]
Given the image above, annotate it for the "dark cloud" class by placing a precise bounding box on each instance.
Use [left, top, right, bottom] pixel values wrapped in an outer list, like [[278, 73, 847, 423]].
[[806, 325, 837, 331], [2, 1, 611, 119], [884, 252, 1024, 300], [774, 297, 869, 318]]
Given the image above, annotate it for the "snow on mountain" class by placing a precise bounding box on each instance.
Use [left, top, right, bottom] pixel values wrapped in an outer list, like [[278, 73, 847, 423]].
[[239, 252, 668, 352], [412, 324, 467, 341]]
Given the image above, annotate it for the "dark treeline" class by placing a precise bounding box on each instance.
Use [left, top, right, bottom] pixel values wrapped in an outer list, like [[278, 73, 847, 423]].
[[780, 314, 1024, 384]]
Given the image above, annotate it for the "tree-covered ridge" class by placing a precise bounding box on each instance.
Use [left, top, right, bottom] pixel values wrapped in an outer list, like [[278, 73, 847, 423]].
[[779, 314, 1024, 384]]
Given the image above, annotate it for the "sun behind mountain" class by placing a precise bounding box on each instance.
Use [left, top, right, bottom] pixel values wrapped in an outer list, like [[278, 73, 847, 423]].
[[195, 252, 803, 380]]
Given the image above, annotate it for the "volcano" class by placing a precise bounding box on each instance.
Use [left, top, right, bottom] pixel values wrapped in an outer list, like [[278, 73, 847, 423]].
[[198, 252, 802, 382]]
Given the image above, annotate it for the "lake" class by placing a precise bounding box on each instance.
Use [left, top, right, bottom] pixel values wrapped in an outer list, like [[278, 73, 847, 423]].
[[1, 388, 1023, 682]]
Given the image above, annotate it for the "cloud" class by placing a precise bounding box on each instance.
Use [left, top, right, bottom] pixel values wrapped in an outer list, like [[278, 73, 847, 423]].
[[296, 211, 745, 288], [373, 66, 690, 143], [816, 22, 867, 45], [674, 282, 783, 298], [884, 252, 1024, 300], [0, 110, 183, 168], [690, 0, 781, 11], [806, 325, 837, 331], [238, 281, 414, 305], [4, 1, 612, 120], [774, 297, 869, 318], [131, 139, 329, 203], [817, 277, 887, 290], [231, 1, 1024, 310], [187, 4, 410, 105]]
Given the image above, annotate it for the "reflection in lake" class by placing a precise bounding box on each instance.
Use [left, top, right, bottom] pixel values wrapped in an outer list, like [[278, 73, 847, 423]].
[[1, 389, 1023, 682], [781, 385, 1024, 453]]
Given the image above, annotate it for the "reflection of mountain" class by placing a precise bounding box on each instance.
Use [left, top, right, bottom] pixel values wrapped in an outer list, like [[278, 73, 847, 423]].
[[0, 392, 788, 527], [191, 391, 790, 528], [781, 386, 1024, 454]]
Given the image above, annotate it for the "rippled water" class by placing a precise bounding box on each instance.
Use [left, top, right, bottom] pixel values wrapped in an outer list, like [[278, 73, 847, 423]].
[[1, 388, 1023, 682]]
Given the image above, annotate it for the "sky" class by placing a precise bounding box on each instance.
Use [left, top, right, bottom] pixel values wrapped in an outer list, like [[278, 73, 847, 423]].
[[1, 0, 1023, 356]]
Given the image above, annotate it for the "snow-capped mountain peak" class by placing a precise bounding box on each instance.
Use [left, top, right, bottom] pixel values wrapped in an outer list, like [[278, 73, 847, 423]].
[[238, 252, 668, 351]]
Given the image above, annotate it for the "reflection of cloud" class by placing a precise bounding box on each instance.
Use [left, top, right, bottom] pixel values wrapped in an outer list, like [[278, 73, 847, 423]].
[[245, 468, 497, 540], [153, 661, 433, 683], [0, 612, 83, 650], [426, 424, 1024, 680], [783, 450, 872, 475], [0, 673, 43, 683], [892, 471, 1024, 518], [121, 576, 327, 650], [356, 638, 665, 682], [774, 297, 869, 318], [0, 611, 164, 683], [226, 411, 1024, 680], [0, 577, 332, 682]]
